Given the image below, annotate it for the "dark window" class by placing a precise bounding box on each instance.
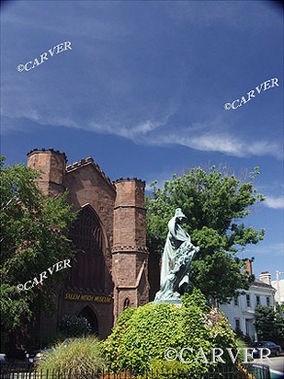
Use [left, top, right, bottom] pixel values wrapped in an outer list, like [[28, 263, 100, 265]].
[[256, 296, 260, 306], [235, 319, 240, 330], [266, 297, 270, 306], [246, 294, 250, 307], [234, 296, 238, 306]]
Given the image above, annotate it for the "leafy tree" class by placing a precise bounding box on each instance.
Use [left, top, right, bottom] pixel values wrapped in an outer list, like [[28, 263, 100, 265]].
[[0, 156, 78, 338], [276, 302, 284, 315], [146, 166, 265, 303], [254, 305, 284, 348]]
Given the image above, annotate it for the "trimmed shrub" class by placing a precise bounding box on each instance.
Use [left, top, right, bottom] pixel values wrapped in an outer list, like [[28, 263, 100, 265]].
[[103, 288, 237, 376], [36, 336, 105, 377]]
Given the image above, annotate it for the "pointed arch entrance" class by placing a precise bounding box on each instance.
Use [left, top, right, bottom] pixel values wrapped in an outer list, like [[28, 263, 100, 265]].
[[78, 306, 98, 335]]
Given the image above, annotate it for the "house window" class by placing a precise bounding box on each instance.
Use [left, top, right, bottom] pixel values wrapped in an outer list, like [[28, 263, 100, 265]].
[[266, 297, 270, 306], [256, 295, 260, 306], [234, 296, 238, 306], [235, 319, 240, 330], [246, 294, 250, 307]]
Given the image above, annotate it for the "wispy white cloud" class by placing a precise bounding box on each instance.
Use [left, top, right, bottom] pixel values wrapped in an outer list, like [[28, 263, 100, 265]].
[[1, 107, 171, 142], [264, 196, 284, 209], [89, 116, 171, 140], [2, 106, 283, 161], [246, 242, 284, 257], [148, 130, 283, 160], [132, 116, 283, 160]]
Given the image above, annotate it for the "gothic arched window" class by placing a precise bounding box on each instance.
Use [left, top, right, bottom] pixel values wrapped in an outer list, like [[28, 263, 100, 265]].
[[66, 205, 106, 290], [123, 298, 130, 310]]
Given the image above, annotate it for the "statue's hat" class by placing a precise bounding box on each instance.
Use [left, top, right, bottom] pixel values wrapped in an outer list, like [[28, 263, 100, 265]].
[[175, 208, 187, 219]]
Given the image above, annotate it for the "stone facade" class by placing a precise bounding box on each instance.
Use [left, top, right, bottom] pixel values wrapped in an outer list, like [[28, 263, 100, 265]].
[[26, 148, 150, 340], [112, 180, 149, 321]]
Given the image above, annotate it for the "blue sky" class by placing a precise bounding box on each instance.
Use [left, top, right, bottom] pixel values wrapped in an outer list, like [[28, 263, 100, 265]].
[[1, 0, 283, 281]]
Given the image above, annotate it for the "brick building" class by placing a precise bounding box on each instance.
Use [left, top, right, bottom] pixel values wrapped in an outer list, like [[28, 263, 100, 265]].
[[26, 148, 150, 340]]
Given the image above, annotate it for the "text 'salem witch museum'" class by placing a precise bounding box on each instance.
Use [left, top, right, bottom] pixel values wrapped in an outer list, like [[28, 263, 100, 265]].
[[26, 148, 157, 341]]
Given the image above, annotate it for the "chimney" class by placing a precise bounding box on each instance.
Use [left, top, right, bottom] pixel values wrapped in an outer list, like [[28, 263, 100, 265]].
[[259, 272, 271, 286], [244, 260, 253, 276]]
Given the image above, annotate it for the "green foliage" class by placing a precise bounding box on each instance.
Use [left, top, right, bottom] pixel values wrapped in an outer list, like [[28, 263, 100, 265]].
[[254, 305, 284, 348], [234, 338, 248, 364], [146, 359, 204, 378], [276, 302, 284, 315], [146, 166, 264, 303], [0, 156, 78, 331], [59, 314, 92, 337], [36, 336, 105, 377], [181, 287, 208, 310], [116, 306, 136, 327], [103, 290, 237, 374], [234, 328, 253, 346]]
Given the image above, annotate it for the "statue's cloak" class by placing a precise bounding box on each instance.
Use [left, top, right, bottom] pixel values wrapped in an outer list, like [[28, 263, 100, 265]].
[[160, 215, 191, 289]]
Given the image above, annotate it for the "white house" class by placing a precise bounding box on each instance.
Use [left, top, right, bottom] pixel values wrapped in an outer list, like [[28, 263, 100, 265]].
[[219, 264, 276, 341], [271, 272, 284, 305]]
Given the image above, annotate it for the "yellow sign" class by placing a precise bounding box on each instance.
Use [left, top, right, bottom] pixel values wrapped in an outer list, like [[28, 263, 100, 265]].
[[64, 293, 111, 303]]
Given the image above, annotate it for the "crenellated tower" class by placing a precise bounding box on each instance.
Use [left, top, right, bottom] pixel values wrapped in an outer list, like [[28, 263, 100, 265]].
[[27, 148, 66, 196], [112, 178, 149, 323]]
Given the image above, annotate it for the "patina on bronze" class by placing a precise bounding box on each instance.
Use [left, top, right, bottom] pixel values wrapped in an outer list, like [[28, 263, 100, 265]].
[[153, 208, 200, 305]]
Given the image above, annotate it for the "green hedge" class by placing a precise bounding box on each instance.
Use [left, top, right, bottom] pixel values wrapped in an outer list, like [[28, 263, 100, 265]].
[[104, 289, 237, 375]]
